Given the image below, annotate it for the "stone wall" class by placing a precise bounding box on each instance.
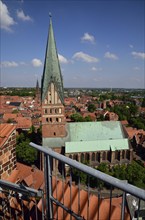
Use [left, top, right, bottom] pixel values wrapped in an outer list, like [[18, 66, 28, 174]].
[[0, 129, 16, 179]]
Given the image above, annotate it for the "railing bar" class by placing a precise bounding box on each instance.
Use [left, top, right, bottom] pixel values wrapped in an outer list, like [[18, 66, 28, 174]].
[[56, 160, 58, 220], [16, 209, 18, 220], [2, 195, 5, 219], [78, 172, 81, 216], [121, 191, 126, 220], [87, 176, 90, 220], [9, 195, 12, 219], [62, 161, 65, 220], [41, 190, 45, 220], [28, 199, 30, 220], [30, 142, 145, 201], [137, 198, 141, 220], [51, 196, 84, 220], [97, 188, 100, 220], [109, 185, 112, 220], [70, 167, 72, 220], [44, 154, 49, 220], [0, 179, 39, 197], [21, 198, 24, 220], [44, 154, 53, 220], [35, 199, 38, 220]]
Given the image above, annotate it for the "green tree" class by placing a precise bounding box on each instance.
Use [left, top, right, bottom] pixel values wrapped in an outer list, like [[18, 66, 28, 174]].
[[84, 115, 92, 122], [142, 98, 145, 107], [16, 128, 39, 165], [112, 164, 127, 180], [70, 113, 84, 122], [88, 103, 96, 112], [7, 118, 14, 123], [16, 140, 38, 165]]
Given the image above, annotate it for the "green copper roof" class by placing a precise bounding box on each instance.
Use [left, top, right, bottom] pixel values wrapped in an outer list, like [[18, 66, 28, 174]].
[[68, 121, 125, 141], [43, 121, 129, 153], [41, 17, 64, 103], [65, 139, 129, 153]]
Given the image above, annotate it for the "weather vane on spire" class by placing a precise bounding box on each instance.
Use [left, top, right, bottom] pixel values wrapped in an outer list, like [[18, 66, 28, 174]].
[[49, 12, 52, 18]]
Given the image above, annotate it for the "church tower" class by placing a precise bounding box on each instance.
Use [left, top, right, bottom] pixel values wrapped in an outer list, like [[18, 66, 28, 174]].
[[41, 15, 66, 145], [35, 79, 40, 103]]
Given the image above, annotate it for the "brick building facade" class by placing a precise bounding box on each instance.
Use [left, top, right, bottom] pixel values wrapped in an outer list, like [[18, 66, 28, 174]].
[[66, 148, 133, 167], [0, 124, 16, 179]]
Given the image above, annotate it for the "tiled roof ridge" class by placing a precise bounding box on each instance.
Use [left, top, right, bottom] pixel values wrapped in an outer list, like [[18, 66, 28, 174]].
[[0, 123, 16, 147]]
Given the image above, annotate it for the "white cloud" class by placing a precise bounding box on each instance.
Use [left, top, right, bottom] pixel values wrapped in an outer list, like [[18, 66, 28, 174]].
[[19, 61, 27, 65], [133, 66, 140, 71], [91, 67, 103, 71], [129, 44, 134, 49], [17, 9, 33, 21], [0, 1, 16, 31], [81, 33, 95, 44], [1, 61, 18, 67], [73, 51, 99, 63], [104, 51, 118, 60], [58, 54, 68, 64], [31, 59, 42, 67], [131, 51, 145, 60], [91, 67, 97, 71]]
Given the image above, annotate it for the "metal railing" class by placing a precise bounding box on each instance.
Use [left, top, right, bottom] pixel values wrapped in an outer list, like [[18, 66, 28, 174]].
[[0, 179, 45, 219], [0, 142, 145, 220], [30, 143, 145, 220]]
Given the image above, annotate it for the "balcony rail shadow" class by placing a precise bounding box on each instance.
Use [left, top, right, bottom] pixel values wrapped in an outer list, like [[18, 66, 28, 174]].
[[0, 142, 145, 220]]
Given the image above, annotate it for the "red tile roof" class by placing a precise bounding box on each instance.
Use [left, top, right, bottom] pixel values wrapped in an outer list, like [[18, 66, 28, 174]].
[[37, 177, 130, 220], [16, 116, 32, 129], [5, 163, 130, 219], [7, 162, 44, 190], [0, 123, 16, 148]]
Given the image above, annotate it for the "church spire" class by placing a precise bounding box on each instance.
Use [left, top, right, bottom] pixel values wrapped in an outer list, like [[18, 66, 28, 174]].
[[41, 15, 64, 104]]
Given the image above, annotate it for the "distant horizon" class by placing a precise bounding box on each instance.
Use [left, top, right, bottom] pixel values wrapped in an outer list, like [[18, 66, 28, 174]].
[[1, 86, 144, 91], [1, 0, 145, 88]]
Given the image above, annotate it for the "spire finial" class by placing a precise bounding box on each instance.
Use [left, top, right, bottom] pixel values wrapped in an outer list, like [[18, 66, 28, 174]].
[[49, 12, 52, 18]]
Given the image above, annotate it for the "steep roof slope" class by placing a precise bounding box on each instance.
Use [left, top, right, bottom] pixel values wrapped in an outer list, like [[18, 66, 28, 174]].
[[41, 16, 64, 103]]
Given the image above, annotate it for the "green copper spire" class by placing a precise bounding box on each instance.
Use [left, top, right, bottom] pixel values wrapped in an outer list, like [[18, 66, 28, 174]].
[[41, 15, 64, 103]]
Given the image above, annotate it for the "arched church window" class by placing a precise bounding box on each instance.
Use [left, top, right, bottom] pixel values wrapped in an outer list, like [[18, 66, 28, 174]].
[[115, 150, 120, 161], [85, 153, 90, 162], [73, 154, 78, 161], [102, 151, 106, 160], [96, 152, 100, 162], [81, 153, 84, 163], [122, 150, 125, 159], [59, 118, 62, 122], [59, 108, 62, 114], [107, 151, 111, 162], [92, 153, 95, 161], [126, 150, 130, 160], [55, 108, 58, 114], [69, 155, 72, 159]]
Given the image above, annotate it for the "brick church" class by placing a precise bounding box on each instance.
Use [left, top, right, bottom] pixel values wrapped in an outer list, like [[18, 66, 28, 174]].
[[41, 16, 133, 167]]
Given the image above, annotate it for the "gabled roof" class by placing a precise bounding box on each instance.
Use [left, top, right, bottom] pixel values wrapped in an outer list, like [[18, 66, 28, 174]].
[[41, 16, 64, 104], [0, 123, 16, 148]]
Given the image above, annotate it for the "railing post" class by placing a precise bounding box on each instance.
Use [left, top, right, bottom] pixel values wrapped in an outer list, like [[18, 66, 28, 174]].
[[44, 153, 53, 220], [121, 191, 126, 220]]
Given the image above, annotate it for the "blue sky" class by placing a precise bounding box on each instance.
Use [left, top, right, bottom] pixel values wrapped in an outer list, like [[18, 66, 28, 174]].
[[0, 0, 145, 88]]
